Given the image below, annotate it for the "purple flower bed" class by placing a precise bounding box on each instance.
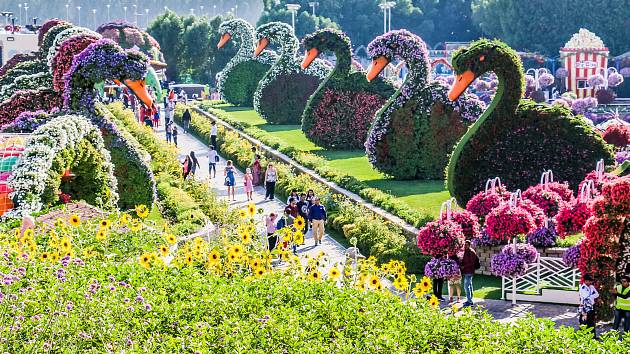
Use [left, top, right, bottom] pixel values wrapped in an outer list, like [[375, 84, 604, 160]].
[[526, 225, 557, 248], [472, 228, 505, 247], [616, 150, 630, 164], [490, 252, 528, 277], [501, 243, 538, 263], [562, 243, 580, 269], [424, 258, 460, 279]]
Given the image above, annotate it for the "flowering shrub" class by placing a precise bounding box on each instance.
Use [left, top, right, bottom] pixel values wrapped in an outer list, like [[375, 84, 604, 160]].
[[0, 89, 62, 125], [97, 21, 164, 63], [602, 124, 629, 147], [578, 170, 618, 196], [472, 228, 505, 247], [424, 257, 460, 278], [526, 225, 557, 248], [485, 203, 536, 240], [607, 72, 624, 87], [502, 242, 538, 263], [465, 186, 509, 222], [555, 68, 568, 79], [216, 19, 276, 106], [301, 29, 395, 149], [51, 33, 101, 91], [38, 18, 67, 46], [563, 243, 581, 268], [587, 74, 605, 88], [490, 252, 528, 277], [0, 53, 37, 78], [253, 22, 329, 124], [7, 115, 118, 217], [538, 73, 555, 88], [417, 219, 465, 256], [0, 59, 48, 89], [570, 97, 598, 115], [595, 88, 616, 104], [46, 26, 100, 69], [592, 175, 629, 217], [40, 22, 74, 55], [1, 109, 54, 133], [555, 200, 592, 237], [0, 71, 52, 102], [441, 210, 480, 240], [523, 185, 565, 217], [519, 199, 547, 228]]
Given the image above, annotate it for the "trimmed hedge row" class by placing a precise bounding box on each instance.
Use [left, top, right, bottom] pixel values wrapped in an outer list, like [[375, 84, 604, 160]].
[[175, 104, 430, 271], [197, 101, 433, 228]]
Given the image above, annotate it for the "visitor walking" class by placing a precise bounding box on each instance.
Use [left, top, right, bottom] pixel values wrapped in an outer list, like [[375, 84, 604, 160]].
[[210, 121, 218, 153], [224, 160, 236, 201], [447, 254, 462, 303], [244, 168, 254, 201], [430, 254, 446, 301], [579, 274, 599, 336], [208, 145, 217, 178], [189, 151, 200, 178], [612, 275, 630, 333], [461, 240, 480, 307], [306, 189, 316, 204], [266, 213, 278, 251], [172, 125, 178, 147], [309, 197, 326, 246], [252, 155, 262, 186], [165, 122, 173, 143], [182, 109, 192, 133], [296, 193, 310, 233], [152, 108, 160, 128], [264, 163, 277, 201], [182, 155, 192, 180], [286, 190, 299, 205], [284, 197, 299, 218]]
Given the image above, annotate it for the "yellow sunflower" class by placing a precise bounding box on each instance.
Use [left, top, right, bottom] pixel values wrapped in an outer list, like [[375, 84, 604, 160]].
[[308, 270, 321, 282], [238, 209, 247, 219], [59, 237, 72, 252], [227, 251, 239, 263], [139, 253, 152, 269], [119, 213, 129, 226], [231, 245, 243, 255], [165, 234, 177, 245], [254, 267, 265, 278], [68, 214, 81, 227], [96, 228, 107, 241], [185, 254, 193, 265], [129, 219, 142, 232], [293, 231, 304, 245], [135, 204, 150, 219], [328, 267, 341, 280], [428, 295, 439, 308], [413, 283, 426, 299], [247, 203, 256, 216], [23, 229, 34, 239], [451, 304, 459, 313], [208, 249, 221, 263], [99, 219, 111, 229], [293, 216, 305, 230], [40, 252, 50, 262], [54, 218, 65, 228], [159, 245, 169, 257], [240, 231, 251, 244], [368, 275, 381, 289], [419, 276, 432, 293], [50, 252, 59, 263], [250, 258, 261, 269]]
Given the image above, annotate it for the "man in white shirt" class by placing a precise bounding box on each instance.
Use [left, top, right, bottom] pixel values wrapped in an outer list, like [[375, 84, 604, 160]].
[[208, 145, 217, 179], [210, 121, 218, 153], [578, 274, 599, 335]]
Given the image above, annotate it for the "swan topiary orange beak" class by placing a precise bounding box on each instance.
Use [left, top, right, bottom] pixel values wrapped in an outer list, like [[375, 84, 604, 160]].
[[124, 79, 153, 109], [366, 56, 389, 82], [448, 70, 476, 101], [217, 33, 231, 49], [254, 38, 269, 57], [301, 48, 320, 69]]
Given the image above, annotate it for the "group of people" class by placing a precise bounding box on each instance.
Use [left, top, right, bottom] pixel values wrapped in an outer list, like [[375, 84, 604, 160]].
[[265, 189, 327, 252], [579, 274, 630, 337], [428, 240, 480, 307]]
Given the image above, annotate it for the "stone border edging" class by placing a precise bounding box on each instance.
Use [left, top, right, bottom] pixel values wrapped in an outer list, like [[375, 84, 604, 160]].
[[191, 106, 420, 238]]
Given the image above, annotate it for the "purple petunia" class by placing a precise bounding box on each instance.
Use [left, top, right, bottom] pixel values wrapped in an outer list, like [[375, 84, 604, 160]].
[[424, 258, 461, 279], [490, 252, 528, 277], [562, 243, 581, 269], [501, 243, 538, 263], [526, 225, 557, 248]]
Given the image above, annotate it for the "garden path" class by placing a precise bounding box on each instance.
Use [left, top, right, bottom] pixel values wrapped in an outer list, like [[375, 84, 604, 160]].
[[153, 110, 589, 331]]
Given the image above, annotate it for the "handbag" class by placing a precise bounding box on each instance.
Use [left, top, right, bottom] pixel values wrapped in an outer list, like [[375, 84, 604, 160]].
[[224, 176, 230, 186], [215, 155, 220, 162]]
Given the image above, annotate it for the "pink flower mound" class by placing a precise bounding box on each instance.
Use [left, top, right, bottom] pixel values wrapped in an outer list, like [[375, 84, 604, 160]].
[[519, 199, 546, 228], [523, 185, 565, 217], [308, 88, 386, 149], [52, 34, 101, 91], [592, 176, 630, 217], [485, 203, 536, 240], [602, 125, 630, 148], [578, 171, 618, 197], [555, 200, 592, 238], [441, 210, 480, 240], [544, 182, 574, 202], [465, 186, 509, 221], [0, 89, 62, 125], [38, 19, 66, 46], [417, 220, 465, 256]]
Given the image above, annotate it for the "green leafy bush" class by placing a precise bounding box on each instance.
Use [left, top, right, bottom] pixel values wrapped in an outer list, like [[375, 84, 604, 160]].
[[258, 72, 322, 124], [220, 60, 270, 106]]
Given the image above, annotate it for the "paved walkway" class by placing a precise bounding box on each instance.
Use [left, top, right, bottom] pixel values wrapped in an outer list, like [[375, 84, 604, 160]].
[[154, 110, 589, 330]]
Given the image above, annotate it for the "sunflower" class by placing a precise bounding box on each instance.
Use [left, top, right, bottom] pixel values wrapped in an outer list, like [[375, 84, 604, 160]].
[[412, 283, 426, 299], [328, 267, 341, 280], [54, 218, 65, 228], [250, 258, 261, 269], [381, 264, 390, 273], [68, 215, 81, 227], [139, 253, 152, 269], [394, 277, 409, 292], [99, 219, 111, 229], [238, 209, 247, 219], [240, 231, 251, 244], [23, 229, 34, 239], [59, 237, 72, 252], [165, 234, 177, 245], [254, 267, 265, 278], [129, 219, 142, 232], [159, 245, 169, 257], [135, 204, 150, 219], [293, 216, 305, 230], [428, 295, 439, 308], [50, 252, 59, 263], [119, 213, 129, 226], [308, 270, 321, 282], [451, 304, 459, 313], [185, 254, 193, 265], [293, 231, 304, 245], [227, 251, 239, 263], [231, 245, 243, 255], [368, 275, 381, 289], [247, 203, 256, 217], [96, 229, 107, 241], [419, 276, 432, 293], [40, 252, 50, 262], [208, 249, 220, 263]]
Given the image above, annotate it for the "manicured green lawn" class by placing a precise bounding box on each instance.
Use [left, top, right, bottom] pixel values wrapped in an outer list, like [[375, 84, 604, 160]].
[[216, 106, 450, 218]]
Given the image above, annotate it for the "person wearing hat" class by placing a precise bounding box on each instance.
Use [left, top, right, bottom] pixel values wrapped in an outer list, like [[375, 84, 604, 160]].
[[612, 275, 630, 333], [460, 240, 480, 307], [578, 274, 599, 335], [308, 197, 327, 246]]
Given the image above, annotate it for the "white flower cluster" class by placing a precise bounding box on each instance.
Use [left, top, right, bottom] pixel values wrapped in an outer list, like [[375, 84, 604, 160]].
[[7, 115, 118, 218], [252, 22, 331, 120], [215, 19, 277, 94], [0, 72, 52, 102], [563, 28, 606, 49], [46, 26, 101, 70]]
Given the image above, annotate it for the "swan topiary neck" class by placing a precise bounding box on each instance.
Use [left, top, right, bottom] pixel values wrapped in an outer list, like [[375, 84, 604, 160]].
[[303, 29, 352, 78], [256, 22, 299, 62], [219, 19, 257, 59]]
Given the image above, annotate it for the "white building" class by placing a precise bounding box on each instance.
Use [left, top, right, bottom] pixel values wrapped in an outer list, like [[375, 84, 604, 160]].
[[0, 30, 38, 66]]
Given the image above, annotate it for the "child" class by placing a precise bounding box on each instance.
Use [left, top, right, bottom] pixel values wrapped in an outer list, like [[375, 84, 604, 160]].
[[266, 213, 278, 251], [244, 168, 254, 201]]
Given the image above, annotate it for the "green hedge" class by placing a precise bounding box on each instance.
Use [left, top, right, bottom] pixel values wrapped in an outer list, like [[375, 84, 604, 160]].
[[175, 104, 429, 271], [197, 101, 433, 228], [221, 60, 270, 106], [257, 72, 322, 124]]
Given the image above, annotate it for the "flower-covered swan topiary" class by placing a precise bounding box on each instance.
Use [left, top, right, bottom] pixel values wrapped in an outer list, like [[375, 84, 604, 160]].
[[300, 28, 395, 149], [446, 39, 614, 205], [252, 22, 329, 124], [216, 19, 277, 107]]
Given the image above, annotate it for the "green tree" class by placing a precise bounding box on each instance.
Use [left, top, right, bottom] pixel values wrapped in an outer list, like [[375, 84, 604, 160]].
[[147, 10, 184, 79], [471, 0, 630, 55]]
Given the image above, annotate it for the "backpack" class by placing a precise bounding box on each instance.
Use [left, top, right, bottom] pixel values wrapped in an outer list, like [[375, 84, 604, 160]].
[[276, 217, 286, 230]]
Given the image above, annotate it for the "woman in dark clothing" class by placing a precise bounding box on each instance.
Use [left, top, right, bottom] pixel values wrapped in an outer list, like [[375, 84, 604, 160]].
[[431, 254, 446, 301], [189, 151, 201, 177], [182, 155, 192, 179], [182, 109, 192, 133]]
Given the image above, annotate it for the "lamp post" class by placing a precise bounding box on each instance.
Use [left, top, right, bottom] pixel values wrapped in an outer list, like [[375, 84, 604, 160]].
[[106, 4, 110, 22], [65, 3, 69, 21], [17, 4, 21, 24], [24, 3, 28, 25], [234, 5, 238, 18], [286, 3, 301, 30], [200, 5, 204, 17], [213, 5, 216, 17], [76, 6, 81, 26], [92, 9, 96, 29], [123, 6, 127, 22], [133, 5, 138, 25], [309, 2, 319, 16], [145, 9, 149, 28], [379, 1, 395, 34], [190, 8, 195, 15]]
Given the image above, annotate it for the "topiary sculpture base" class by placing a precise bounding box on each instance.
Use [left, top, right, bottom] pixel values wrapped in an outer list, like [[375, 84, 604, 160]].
[[258, 72, 321, 125]]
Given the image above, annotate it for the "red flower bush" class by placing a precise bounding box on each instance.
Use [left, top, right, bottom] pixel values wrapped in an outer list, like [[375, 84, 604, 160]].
[[578, 171, 618, 196], [305, 88, 386, 149], [543, 182, 574, 202], [441, 210, 480, 240], [417, 219, 465, 256], [602, 125, 630, 148], [485, 203, 536, 240], [519, 199, 546, 228], [466, 186, 509, 222], [51, 34, 101, 91], [555, 200, 592, 237], [0, 89, 62, 125], [0, 53, 37, 78], [592, 176, 630, 217], [523, 185, 565, 217], [38, 19, 67, 46]]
